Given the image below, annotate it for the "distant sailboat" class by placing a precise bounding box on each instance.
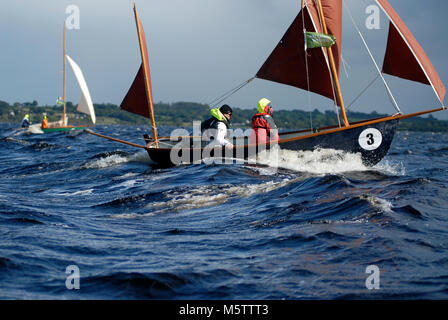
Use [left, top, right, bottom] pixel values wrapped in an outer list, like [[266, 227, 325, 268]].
[[30, 24, 96, 133], [87, 1, 446, 168]]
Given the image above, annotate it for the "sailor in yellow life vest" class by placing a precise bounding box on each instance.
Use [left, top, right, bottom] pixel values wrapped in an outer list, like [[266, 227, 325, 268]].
[[41, 115, 49, 129], [200, 105, 233, 149], [21, 114, 31, 128]]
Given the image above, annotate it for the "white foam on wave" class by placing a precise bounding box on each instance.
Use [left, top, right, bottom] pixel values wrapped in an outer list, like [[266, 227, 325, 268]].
[[374, 159, 406, 176], [109, 177, 299, 219], [26, 124, 44, 135], [3, 136, 30, 145], [110, 172, 141, 188], [114, 179, 139, 188], [111, 177, 395, 220], [73, 189, 94, 196], [361, 194, 394, 214], [247, 147, 408, 177], [146, 177, 296, 214], [112, 172, 139, 180], [110, 213, 142, 219], [55, 188, 94, 197], [81, 154, 131, 169], [249, 147, 367, 174], [81, 150, 156, 169]]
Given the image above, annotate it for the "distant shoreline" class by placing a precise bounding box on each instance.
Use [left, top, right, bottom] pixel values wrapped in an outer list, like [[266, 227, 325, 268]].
[[2, 100, 448, 132]]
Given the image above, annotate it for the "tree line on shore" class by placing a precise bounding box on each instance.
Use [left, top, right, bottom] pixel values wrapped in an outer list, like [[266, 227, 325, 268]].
[[1, 99, 447, 132]]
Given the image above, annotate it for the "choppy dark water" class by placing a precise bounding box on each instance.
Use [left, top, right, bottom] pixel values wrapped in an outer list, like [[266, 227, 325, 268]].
[[1, 123, 447, 299]]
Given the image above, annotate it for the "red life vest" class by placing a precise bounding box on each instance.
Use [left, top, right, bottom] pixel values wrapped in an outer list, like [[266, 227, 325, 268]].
[[249, 113, 279, 144]]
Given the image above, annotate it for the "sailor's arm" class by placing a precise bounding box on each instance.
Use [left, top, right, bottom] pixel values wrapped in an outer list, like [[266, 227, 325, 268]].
[[216, 122, 233, 148]]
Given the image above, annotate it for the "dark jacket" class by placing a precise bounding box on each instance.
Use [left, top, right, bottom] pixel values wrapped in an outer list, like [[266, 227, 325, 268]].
[[201, 108, 232, 146], [21, 118, 31, 128], [201, 116, 229, 132]]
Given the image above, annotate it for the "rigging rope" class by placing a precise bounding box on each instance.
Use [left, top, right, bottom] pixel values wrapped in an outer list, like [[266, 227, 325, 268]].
[[346, 74, 380, 111], [208, 77, 255, 108], [343, 0, 402, 114], [341, 55, 351, 79]]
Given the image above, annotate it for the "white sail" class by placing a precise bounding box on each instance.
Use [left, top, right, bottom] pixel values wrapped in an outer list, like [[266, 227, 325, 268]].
[[66, 55, 96, 124]]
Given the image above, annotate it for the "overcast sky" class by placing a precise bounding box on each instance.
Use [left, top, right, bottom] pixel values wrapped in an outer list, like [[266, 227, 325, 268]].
[[1, 0, 447, 119]]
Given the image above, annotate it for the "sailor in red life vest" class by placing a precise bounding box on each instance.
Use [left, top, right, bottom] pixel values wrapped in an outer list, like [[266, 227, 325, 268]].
[[250, 98, 279, 144]]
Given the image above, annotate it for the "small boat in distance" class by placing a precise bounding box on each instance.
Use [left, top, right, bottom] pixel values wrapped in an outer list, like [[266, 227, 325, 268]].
[[86, 1, 446, 168], [29, 24, 96, 133]]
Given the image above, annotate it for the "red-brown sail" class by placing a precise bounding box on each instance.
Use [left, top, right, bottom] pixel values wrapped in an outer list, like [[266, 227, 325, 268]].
[[256, 0, 342, 102], [120, 6, 156, 120], [121, 65, 150, 118], [377, 0, 445, 104], [121, 4, 159, 147]]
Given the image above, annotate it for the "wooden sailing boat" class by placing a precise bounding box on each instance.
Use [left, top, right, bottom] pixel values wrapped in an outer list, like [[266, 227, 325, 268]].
[[87, 1, 445, 168], [250, 0, 446, 166], [31, 25, 96, 133]]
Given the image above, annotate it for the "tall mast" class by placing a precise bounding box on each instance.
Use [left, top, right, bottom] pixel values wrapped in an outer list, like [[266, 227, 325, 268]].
[[63, 23, 67, 126], [316, 0, 349, 127], [133, 4, 159, 148]]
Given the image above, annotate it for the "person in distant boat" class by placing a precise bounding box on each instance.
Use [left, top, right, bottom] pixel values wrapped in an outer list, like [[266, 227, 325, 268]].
[[201, 104, 233, 149], [249, 98, 279, 144], [21, 114, 31, 128], [41, 115, 49, 129]]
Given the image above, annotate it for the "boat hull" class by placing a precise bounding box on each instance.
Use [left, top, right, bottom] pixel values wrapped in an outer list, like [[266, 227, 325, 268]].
[[42, 126, 88, 133], [144, 118, 399, 168], [279, 118, 398, 166]]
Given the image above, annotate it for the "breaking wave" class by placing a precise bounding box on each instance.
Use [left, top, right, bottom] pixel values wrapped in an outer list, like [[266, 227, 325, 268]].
[[250, 147, 366, 174], [81, 150, 154, 169]]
